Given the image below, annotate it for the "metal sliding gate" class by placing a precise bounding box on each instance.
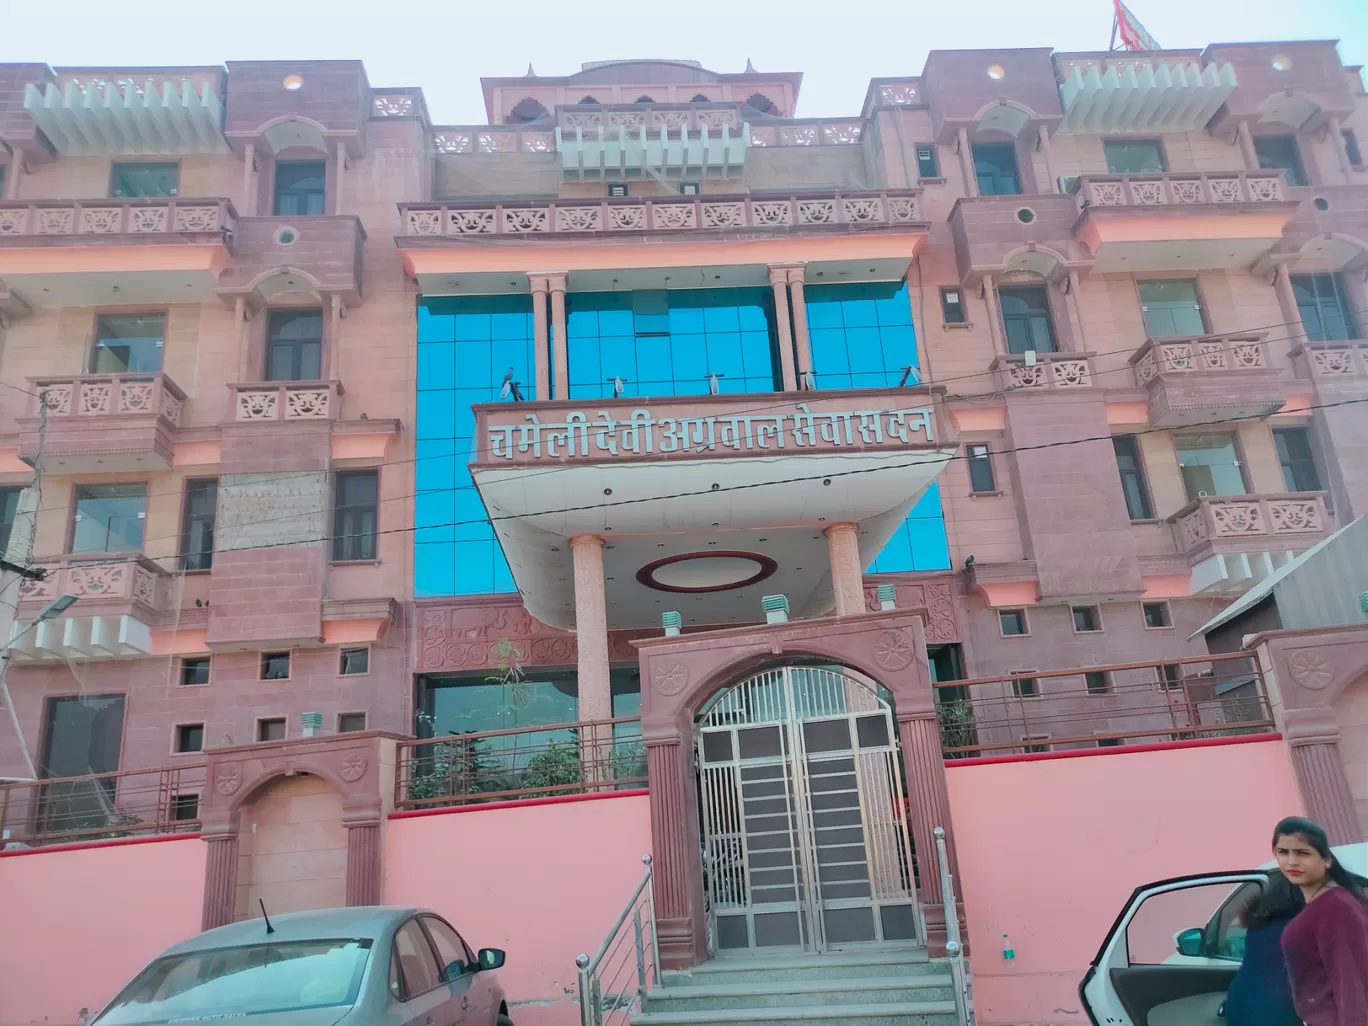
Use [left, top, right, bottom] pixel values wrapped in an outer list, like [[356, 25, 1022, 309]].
[[697, 665, 921, 953]]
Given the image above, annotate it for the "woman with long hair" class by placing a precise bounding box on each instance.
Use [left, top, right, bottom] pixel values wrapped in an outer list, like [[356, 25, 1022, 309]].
[[1223, 870, 1304, 1026], [1273, 816, 1368, 1026]]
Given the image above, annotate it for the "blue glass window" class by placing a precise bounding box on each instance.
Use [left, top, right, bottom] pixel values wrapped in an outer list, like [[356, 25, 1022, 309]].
[[566, 288, 779, 399], [804, 281, 951, 573], [415, 295, 536, 597]]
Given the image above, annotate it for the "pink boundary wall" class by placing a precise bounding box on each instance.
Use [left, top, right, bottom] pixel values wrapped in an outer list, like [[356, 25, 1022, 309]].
[[0, 835, 207, 1026], [945, 737, 1304, 1026], [384, 792, 653, 1026]]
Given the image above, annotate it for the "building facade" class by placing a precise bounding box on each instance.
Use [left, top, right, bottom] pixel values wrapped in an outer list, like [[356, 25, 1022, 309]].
[[0, 43, 1366, 960]]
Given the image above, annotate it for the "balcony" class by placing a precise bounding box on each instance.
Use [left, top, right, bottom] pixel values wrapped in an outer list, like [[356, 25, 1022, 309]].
[[0, 198, 236, 308], [1072, 172, 1296, 272], [216, 215, 365, 309], [1055, 53, 1237, 134], [11, 555, 173, 662], [1292, 341, 1368, 384], [468, 389, 956, 631], [949, 194, 1092, 281], [1168, 493, 1332, 595], [399, 190, 925, 239], [230, 380, 342, 422], [1129, 333, 1287, 426], [17, 373, 186, 473], [993, 352, 1096, 391]]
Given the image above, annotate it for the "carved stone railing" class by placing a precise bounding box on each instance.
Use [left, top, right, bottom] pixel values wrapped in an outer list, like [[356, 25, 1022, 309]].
[[1292, 341, 1368, 380], [31, 373, 185, 426], [230, 380, 342, 421], [19, 554, 171, 612], [1077, 171, 1286, 209], [371, 91, 421, 118], [870, 80, 923, 107], [0, 198, 237, 239], [1131, 333, 1268, 386], [401, 190, 923, 238], [557, 102, 743, 134], [993, 352, 1095, 391], [430, 126, 555, 155], [1169, 493, 1330, 554], [750, 119, 865, 147]]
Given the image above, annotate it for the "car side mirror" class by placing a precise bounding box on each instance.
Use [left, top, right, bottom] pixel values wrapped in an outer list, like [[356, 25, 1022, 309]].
[[478, 948, 506, 971], [1176, 928, 1204, 958]]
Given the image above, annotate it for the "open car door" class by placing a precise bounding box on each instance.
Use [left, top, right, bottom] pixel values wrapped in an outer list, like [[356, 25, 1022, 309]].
[[1080, 871, 1268, 1026]]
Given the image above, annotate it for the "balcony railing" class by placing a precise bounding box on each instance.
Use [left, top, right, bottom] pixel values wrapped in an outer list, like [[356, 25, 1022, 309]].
[[401, 190, 923, 238], [31, 373, 185, 426], [230, 380, 342, 421], [1170, 493, 1330, 553], [395, 717, 647, 811], [431, 126, 556, 154], [994, 352, 1096, 391], [0, 763, 205, 849], [1131, 333, 1269, 386], [557, 102, 744, 133], [1076, 171, 1286, 208], [936, 652, 1275, 759], [1294, 340, 1368, 380], [18, 554, 172, 611], [0, 198, 236, 239], [748, 119, 865, 147]]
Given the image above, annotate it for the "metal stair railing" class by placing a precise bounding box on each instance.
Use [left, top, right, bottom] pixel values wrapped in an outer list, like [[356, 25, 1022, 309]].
[[576, 854, 658, 1026], [935, 826, 975, 1026]]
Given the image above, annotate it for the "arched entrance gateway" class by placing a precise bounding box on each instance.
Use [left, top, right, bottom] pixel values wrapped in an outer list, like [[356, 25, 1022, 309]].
[[697, 665, 919, 952], [635, 607, 958, 968]]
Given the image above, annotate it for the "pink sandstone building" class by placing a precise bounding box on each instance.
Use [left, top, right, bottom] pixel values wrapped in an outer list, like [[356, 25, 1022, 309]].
[[0, 41, 1367, 1024]]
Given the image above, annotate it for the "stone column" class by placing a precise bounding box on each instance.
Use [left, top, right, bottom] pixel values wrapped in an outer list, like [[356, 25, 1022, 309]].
[[982, 274, 1005, 355], [234, 297, 252, 382], [1037, 125, 1057, 193], [201, 832, 240, 931], [1236, 121, 1259, 172], [1285, 711, 1365, 845], [957, 128, 977, 197], [1273, 266, 1304, 339], [344, 803, 384, 906], [898, 713, 959, 955], [1063, 271, 1087, 352], [1329, 117, 1353, 182], [786, 267, 813, 387], [530, 275, 551, 401], [3, 157, 24, 200], [768, 266, 799, 391], [548, 273, 569, 400], [646, 730, 706, 967], [241, 143, 256, 214], [334, 142, 347, 215], [824, 522, 864, 616], [571, 534, 611, 722]]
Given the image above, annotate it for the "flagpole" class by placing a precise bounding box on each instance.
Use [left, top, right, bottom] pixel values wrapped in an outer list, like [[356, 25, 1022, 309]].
[[1110, 14, 1119, 50]]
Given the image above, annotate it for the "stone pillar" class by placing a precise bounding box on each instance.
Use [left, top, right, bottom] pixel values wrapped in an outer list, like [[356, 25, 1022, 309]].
[[1329, 117, 1353, 182], [957, 127, 977, 197], [1285, 711, 1365, 845], [201, 832, 239, 931], [1236, 121, 1259, 172], [549, 273, 569, 400], [1273, 266, 1304, 339], [334, 142, 347, 215], [898, 712, 959, 954], [530, 275, 551, 401], [824, 522, 864, 616], [571, 534, 611, 722], [1037, 125, 1057, 193], [646, 730, 706, 967], [786, 267, 813, 387], [982, 274, 1005, 355], [1063, 271, 1087, 351], [768, 266, 798, 392], [241, 142, 256, 214], [3, 157, 24, 200], [344, 803, 384, 906]]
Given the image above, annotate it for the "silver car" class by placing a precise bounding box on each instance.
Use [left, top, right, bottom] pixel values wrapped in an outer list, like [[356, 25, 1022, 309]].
[[90, 906, 513, 1026]]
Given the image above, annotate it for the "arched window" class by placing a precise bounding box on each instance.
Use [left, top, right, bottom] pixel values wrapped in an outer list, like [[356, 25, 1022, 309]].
[[507, 97, 549, 123], [578, 95, 600, 105], [635, 95, 655, 103], [745, 93, 778, 115], [690, 93, 710, 103]]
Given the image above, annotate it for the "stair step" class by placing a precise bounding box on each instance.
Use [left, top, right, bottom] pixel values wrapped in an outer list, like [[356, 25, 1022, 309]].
[[646, 974, 955, 1011], [662, 948, 936, 986], [632, 1000, 959, 1026]]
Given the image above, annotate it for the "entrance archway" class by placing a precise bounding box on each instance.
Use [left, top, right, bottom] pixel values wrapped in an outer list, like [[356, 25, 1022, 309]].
[[235, 773, 347, 920], [697, 665, 919, 953]]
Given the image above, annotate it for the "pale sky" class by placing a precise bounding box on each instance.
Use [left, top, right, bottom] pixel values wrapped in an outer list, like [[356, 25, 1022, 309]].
[[1, 0, 1365, 125]]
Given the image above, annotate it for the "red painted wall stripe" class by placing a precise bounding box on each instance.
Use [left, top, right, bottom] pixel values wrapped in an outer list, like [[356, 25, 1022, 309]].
[[944, 733, 1283, 769], [389, 788, 650, 820]]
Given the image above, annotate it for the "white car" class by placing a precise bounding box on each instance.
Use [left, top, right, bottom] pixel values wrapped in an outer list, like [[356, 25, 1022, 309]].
[[1081, 843, 1368, 1026]]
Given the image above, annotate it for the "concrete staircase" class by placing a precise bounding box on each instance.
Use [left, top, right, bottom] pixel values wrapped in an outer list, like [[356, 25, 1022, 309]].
[[633, 946, 960, 1026]]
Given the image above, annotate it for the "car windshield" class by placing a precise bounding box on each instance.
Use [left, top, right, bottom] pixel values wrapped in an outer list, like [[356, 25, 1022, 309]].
[[94, 939, 372, 1025]]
